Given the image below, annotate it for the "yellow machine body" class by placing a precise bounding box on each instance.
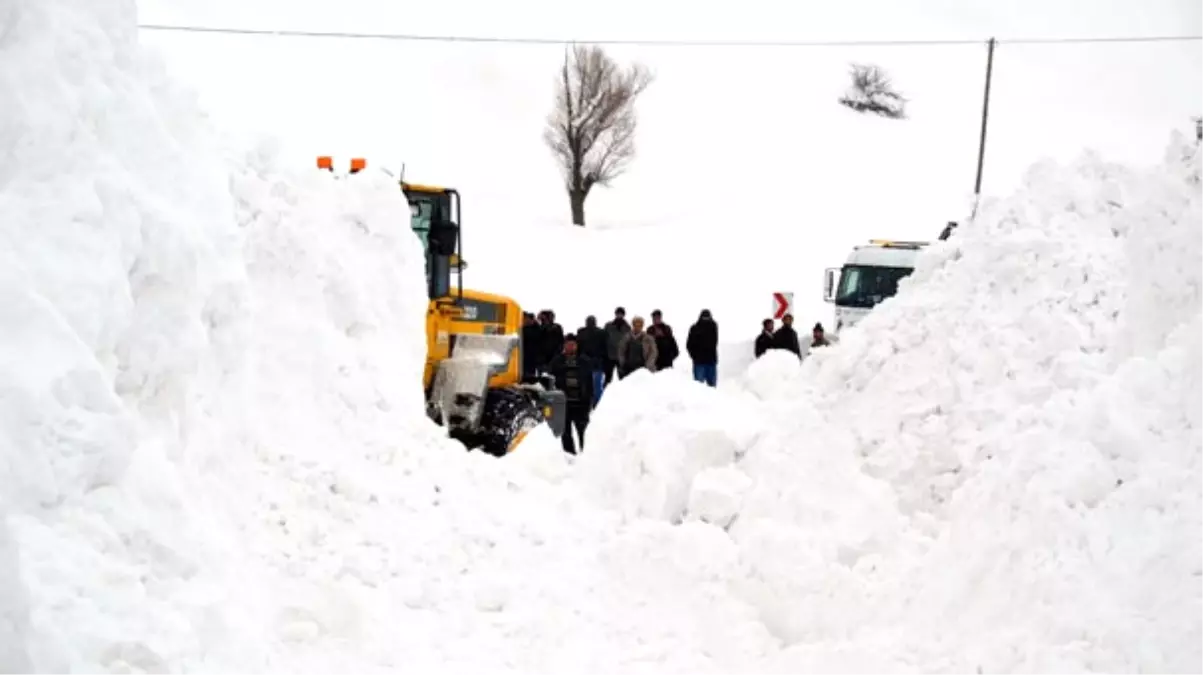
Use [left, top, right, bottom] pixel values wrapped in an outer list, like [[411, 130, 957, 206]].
[[423, 288, 525, 392]]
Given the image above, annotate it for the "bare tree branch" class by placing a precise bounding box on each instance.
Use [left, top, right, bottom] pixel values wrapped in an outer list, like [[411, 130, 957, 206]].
[[544, 44, 653, 226], [838, 63, 908, 120]]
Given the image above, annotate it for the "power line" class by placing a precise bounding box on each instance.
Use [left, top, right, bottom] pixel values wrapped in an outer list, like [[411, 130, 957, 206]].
[[134, 24, 975, 45], [1005, 34, 1203, 45], [136, 24, 1202, 48]]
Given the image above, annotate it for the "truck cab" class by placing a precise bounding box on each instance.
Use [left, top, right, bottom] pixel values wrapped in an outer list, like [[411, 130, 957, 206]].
[[823, 239, 928, 333]]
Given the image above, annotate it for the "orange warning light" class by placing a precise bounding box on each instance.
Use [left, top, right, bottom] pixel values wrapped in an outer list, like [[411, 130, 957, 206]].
[[349, 157, 367, 173], [317, 155, 333, 170]]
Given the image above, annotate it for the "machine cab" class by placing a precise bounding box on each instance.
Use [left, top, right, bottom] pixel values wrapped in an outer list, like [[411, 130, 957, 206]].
[[403, 182, 462, 300]]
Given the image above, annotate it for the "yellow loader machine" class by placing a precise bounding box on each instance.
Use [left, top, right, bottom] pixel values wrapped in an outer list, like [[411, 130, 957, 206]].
[[318, 156, 566, 455]]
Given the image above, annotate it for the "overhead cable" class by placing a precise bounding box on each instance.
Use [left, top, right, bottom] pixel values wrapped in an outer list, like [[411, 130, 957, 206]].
[[136, 24, 1203, 48]]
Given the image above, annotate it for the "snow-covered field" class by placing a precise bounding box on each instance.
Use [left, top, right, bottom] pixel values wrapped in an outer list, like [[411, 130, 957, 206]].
[[1, 1, 1200, 672]]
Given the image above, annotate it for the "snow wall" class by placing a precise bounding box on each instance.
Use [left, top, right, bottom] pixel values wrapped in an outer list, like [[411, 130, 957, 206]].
[[2, 1, 1200, 673], [576, 138, 1203, 670]]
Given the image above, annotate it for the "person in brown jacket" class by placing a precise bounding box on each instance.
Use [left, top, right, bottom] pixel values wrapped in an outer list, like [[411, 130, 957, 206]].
[[616, 316, 658, 379]]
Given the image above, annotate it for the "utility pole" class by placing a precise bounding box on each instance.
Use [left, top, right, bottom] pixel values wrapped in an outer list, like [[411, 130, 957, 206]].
[[972, 37, 997, 218]]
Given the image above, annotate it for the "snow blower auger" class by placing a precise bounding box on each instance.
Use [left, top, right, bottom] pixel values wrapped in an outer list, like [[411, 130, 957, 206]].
[[317, 156, 567, 456]]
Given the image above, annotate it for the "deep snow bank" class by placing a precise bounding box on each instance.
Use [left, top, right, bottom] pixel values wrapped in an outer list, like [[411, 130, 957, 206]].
[[0, 1, 254, 668], [580, 136, 1202, 671], [3, 1, 451, 669]]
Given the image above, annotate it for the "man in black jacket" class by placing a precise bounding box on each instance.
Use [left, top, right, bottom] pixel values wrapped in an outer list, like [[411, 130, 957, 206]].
[[754, 319, 775, 358], [772, 313, 801, 357], [538, 310, 565, 371], [575, 315, 608, 408], [603, 307, 630, 385], [521, 312, 544, 379], [686, 309, 719, 387], [547, 334, 594, 454], [647, 309, 680, 371]]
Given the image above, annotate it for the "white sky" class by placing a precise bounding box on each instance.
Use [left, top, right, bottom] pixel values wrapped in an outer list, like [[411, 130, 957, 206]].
[[134, 0, 1200, 327], [136, 0, 1200, 212]]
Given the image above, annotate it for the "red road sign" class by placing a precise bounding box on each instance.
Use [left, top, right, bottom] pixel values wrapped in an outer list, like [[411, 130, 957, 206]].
[[772, 292, 793, 319]]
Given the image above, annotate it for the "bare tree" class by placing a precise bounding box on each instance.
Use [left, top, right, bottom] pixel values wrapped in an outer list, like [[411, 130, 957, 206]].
[[544, 44, 653, 226], [1194, 115, 1202, 145], [838, 64, 908, 120]]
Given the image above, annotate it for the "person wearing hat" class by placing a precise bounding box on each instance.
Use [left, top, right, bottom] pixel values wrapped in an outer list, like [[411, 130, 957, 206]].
[[602, 306, 631, 385], [810, 322, 831, 349], [686, 309, 719, 387], [546, 333, 595, 454]]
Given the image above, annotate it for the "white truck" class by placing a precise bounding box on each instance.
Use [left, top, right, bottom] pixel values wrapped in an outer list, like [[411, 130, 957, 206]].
[[823, 239, 929, 333]]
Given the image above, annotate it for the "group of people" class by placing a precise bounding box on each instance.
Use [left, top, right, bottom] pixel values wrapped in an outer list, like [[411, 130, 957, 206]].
[[753, 313, 831, 358], [521, 306, 720, 454], [521, 306, 832, 455]]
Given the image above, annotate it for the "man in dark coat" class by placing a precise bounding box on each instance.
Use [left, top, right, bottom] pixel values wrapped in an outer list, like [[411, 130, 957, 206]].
[[521, 312, 544, 378], [538, 310, 565, 371], [754, 319, 775, 358], [602, 307, 630, 384], [546, 334, 594, 454], [686, 309, 719, 387], [771, 313, 801, 357], [576, 315, 608, 408], [647, 309, 680, 371]]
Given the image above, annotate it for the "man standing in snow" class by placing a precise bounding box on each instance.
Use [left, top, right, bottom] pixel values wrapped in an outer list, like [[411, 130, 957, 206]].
[[771, 313, 801, 357], [686, 309, 719, 387], [575, 315, 608, 408], [754, 318, 775, 358], [539, 310, 565, 371], [521, 311, 543, 379], [647, 309, 680, 371], [603, 306, 631, 384], [547, 334, 594, 454], [616, 316, 658, 379]]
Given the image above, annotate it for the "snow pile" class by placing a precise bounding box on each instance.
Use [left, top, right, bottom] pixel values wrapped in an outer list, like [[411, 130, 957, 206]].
[[814, 140, 1201, 516], [0, 1, 257, 668], [3, 1, 470, 669], [583, 137, 1202, 671], [575, 368, 766, 523]]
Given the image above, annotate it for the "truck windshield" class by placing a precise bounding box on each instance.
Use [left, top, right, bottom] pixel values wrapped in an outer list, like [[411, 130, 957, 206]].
[[835, 265, 915, 309]]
